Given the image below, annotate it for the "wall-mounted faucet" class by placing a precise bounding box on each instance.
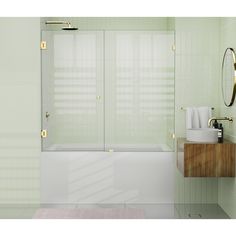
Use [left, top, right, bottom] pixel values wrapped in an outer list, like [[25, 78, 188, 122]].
[[208, 117, 233, 127]]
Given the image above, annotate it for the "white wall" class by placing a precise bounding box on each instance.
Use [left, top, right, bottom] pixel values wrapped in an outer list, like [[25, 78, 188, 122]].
[[174, 18, 220, 204], [218, 17, 236, 218], [0, 18, 41, 204]]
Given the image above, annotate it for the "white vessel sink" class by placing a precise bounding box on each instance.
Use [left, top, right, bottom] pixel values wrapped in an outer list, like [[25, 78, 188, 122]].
[[186, 128, 218, 143]]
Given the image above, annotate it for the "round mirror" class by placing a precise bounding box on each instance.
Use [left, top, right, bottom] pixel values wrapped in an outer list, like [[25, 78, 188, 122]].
[[222, 48, 236, 107]]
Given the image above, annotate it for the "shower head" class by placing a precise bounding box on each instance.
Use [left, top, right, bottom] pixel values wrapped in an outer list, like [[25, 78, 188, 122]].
[[62, 23, 78, 31], [45, 21, 78, 31]]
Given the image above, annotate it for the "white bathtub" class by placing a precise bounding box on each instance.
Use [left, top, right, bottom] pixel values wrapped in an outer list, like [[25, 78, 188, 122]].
[[40, 151, 175, 205]]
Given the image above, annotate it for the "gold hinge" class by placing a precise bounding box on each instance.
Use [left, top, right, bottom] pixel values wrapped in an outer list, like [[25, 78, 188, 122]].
[[40, 41, 47, 50], [172, 44, 176, 51], [41, 129, 47, 138]]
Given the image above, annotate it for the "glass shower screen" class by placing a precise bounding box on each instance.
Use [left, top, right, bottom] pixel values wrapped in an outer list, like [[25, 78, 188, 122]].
[[105, 31, 175, 151], [41, 31, 104, 151], [41, 31, 175, 151]]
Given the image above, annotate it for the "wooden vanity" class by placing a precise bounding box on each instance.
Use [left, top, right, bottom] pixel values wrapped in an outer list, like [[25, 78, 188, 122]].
[[177, 138, 236, 177]]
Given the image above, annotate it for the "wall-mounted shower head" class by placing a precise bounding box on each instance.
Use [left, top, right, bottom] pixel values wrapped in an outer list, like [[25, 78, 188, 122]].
[[45, 21, 78, 31], [62, 23, 78, 31]]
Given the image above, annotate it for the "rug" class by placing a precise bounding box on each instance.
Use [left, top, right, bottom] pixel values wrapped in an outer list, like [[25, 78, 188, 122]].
[[33, 208, 145, 219]]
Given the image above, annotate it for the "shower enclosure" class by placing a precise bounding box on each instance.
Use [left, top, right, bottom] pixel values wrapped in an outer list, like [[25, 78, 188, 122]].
[[41, 30, 175, 152]]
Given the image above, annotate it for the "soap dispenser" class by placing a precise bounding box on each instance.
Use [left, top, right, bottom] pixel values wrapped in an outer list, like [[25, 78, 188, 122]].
[[213, 120, 219, 129], [218, 123, 224, 143]]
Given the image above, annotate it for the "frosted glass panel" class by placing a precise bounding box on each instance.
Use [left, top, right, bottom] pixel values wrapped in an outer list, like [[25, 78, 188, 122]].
[[105, 31, 175, 151], [42, 31, 104, 151]]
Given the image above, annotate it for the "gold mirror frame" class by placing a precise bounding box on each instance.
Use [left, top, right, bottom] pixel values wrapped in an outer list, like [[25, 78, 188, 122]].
[[222, 47, 236, 107]]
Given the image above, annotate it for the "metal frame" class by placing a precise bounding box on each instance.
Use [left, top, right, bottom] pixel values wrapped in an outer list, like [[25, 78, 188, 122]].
[[222, 47, 236, 107]]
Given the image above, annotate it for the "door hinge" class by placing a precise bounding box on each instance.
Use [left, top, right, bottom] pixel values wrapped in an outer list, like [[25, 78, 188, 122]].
[[40, 41, 47, 50], [172, 44, 176, 51], [41, 129, 47, 138]]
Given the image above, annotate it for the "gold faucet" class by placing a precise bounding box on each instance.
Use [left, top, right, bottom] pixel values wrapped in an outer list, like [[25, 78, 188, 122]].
[[208, 117, 233, 127]]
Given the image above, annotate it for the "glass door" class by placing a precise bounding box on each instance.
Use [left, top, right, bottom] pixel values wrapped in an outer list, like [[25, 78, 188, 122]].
[[41, 31, 104, 151], [105, 31, 175, 151]]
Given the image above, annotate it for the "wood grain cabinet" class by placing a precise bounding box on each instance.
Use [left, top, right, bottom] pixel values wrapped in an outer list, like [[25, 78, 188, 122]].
[[177, 138, 236, 177]]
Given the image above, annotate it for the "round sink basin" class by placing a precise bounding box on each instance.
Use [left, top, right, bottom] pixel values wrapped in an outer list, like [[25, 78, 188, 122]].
[[186, 128, 218, 143]]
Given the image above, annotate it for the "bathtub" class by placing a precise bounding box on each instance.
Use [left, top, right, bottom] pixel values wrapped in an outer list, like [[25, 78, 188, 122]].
[[40, 150, 175, 205]]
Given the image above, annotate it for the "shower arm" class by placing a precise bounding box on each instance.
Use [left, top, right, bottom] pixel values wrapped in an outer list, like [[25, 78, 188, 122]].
[[45, 21, 71, 27]]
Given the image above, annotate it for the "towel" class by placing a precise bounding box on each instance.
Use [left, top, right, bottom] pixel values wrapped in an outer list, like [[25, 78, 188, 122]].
[[192, 108, 200, 128], [186, 106, 212, 129], [186, 107, 200, 129], [198, 106, 212, 128], [186, 108, 193, 129]]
